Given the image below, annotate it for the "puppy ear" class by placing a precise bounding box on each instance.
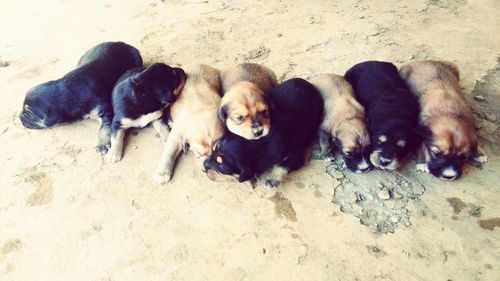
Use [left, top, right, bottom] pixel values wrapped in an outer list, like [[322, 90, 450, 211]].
[[265, 95, 275, 111], [218, 105, 229, 123]]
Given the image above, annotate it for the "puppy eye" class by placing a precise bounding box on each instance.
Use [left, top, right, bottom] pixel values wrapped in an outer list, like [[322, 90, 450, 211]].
[[234, 115, 245, 122], [343, 149, 353, 156], [216, 155, 223, 163], [430, 147, 443, 158], [397, 140, 406, 147]]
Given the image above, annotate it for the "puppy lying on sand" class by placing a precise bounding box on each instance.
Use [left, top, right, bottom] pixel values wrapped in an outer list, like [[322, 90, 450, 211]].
[[204, 78, 324, 188], [105, 63, 186, 162], [19, 42, 142, 154], [345, 61, 421, 170], [400, 60, 486, 180], [310, 74, 371, 173], [153, 64, 225, 183], [219, 63, 277, 140]]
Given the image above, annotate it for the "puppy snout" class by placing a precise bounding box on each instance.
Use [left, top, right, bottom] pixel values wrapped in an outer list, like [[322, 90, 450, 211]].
[[440, 167, 459, 180], [202, 159, 210, 173], [252, 126, 264, 137], [379, 157, 392, 166]]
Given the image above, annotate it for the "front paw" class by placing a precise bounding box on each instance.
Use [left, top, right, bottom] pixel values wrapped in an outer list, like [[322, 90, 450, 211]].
[[265, 178, 281, 188], [416, 163, 429, 173], [96, 143, 111, 155], [473, 155, 487, 164], [104, 150, 123, 163], [153, 171, 172, 184]]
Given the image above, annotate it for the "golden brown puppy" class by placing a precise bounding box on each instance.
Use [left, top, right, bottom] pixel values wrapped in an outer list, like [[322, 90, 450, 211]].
[[310, 74, 371, 173], [400, 60, 486, 180], [219, 63, 277, 140], [153, 64, 225, 183]]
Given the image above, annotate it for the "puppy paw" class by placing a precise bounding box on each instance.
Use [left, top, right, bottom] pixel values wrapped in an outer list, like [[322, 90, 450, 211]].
[[473, 155, 487, 164], [416, 163, 429, 173], [265, 178, 281, 188], [152, 171, 171, 184], [96, 143, 111, 155], [104, 150, 123, 163]]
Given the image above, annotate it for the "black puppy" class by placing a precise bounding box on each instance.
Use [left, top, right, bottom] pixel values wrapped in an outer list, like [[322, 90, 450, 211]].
[[19, 41, 142, 154], [345, 61, 420, 170], [104, 63, 186, 162], [203, 78, 324, 187]]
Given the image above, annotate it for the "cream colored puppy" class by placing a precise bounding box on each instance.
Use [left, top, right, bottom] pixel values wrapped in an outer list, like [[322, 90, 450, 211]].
[[153, 64, 225, 183], [310, 74, 371, 173]]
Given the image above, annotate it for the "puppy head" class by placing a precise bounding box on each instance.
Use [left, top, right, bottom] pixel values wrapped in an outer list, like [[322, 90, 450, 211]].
[[369, 121, 417, 170], [19, 84, 60, 129], [132, 63, 186, 105], [335, 119, 372, 173], [203, 135, 254, 182], [219, 81, 271, 140], [423, 116, 477, 180]]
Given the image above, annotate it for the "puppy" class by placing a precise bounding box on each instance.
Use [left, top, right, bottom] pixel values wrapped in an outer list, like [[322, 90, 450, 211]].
[[153, 64, 225, 183], [219, 63, 277, 140], [345, 61, 420, 170], [310, 74, 371, 173], [399, 60, 486, 180], [204, 78, 324, 187], [104, 63, 186, 162], [19, 41, 142, 154]]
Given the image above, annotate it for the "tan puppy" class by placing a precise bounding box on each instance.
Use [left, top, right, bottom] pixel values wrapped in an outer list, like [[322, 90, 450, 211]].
[[310, 74, 371, 173], [400, 60, 486, 180], [153, 64, 225, 183], [219, 63, 277, 140]]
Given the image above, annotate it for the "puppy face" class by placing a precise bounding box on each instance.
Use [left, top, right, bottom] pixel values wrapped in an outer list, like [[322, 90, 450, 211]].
[[203, 136, 253, 182], [220, 82, 270, 140], [133, 63, 186, 105], [336, 120, 372, 173], [423, 117, 476, 180], [19, 85, 64, 129], [369, 123, 416, 170]]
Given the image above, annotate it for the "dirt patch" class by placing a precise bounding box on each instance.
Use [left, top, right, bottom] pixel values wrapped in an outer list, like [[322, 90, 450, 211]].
[[478, 217, 500, 231], [269, 191, 297, 222], [1, 239, 23, 255], [22, 167, 54, 206], [447, 197, 468, 214]]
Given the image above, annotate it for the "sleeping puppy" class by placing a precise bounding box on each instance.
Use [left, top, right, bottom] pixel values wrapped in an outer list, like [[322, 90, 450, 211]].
[[104, 63, 186, 162], [153, 64, 225, 183], [345, 61, 420, 170], [399, 60, 486, 180], [219, 63, 277, 140], [204, 78, 324, 187], [19, 41, 142, 154], [310, 74, 372, 173]]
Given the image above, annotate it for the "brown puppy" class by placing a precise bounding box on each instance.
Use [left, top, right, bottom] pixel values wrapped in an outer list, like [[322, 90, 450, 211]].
[[219, 63, 277, 140], [153, 64, 225, 183], [310, 74, 371, 173], [400, 60, 486, 180]]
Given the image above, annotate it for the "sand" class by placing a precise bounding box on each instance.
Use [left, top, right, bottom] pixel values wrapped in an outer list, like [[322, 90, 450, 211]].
[[0, 0, 499, 280]]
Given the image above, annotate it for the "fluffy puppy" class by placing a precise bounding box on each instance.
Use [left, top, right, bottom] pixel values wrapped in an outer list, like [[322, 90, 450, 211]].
[[104, 63, 186, 162], [153, 64, 225, 183], [19, 41, 142, 154], [310, 74, 371, 173], [204, 78, 324, 187], [399, 60, 486, 180], [345, 61, 420, 170], [219, 63, 277, 140]]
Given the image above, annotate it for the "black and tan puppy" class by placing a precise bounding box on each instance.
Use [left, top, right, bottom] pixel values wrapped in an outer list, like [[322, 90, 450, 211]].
[[104, 63, 186, 162], [400, 60, 486, 180], [345, 61, 420, 170], [19, 42, 142, 154], [310, 74, 371, 173], [219, 63, 277, 140], [204, 78, 324, 187]]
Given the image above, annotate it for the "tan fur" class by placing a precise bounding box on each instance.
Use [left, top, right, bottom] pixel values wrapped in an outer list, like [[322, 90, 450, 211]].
[[220, 63, 277, 140], [400, 60, 476, 158], [154, 64, 225, 183], [310, 73, 370, 154]]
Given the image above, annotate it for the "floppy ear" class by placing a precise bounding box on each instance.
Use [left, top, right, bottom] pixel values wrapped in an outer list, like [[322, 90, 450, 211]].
[[218, 105, 229, 123]]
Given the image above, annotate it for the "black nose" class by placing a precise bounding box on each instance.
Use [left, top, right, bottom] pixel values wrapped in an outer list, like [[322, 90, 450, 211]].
[[379, 158, 392, 166], [252, 127, 263, 137], [202, 160, 210, 173]]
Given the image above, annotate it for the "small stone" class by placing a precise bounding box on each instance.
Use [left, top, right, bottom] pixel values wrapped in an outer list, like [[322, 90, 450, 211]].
[[0, 59, 8, 67], [359, 15, 365, 19], [407, 54, 415, 60], [377, 183, 384, 189], [474, 95, 485, 101], [394, 192, 403, 199], [349, 192, 358, 203], [390, 215, 400, 223], [486, 113, 497, 122], [401, 208, 408, 214], [378, 189, 391, 200]]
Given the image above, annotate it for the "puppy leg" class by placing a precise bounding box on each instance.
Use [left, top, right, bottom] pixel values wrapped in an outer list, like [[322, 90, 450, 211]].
[[472, 146, 487, 164], [152, 119, 170, 143], [153, 129, 183, 184], [95, 112, 113, 155], [105, 120, 126, 163], [319, 129, 333, 162], [416, 145, 429, 173], [264, 152, 306, 188]]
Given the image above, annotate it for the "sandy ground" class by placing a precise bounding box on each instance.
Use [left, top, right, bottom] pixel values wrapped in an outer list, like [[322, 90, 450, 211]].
[[1, 0, 499, 280]]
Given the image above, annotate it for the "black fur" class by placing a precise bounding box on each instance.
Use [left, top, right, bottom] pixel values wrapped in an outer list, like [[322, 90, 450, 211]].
[[345, 61, 420, 168], [109, 63, 186, 135], [19, 41, 142, 153], [203, 78, 324, 185]]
